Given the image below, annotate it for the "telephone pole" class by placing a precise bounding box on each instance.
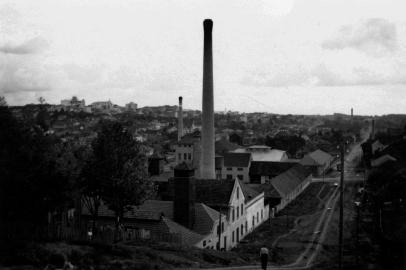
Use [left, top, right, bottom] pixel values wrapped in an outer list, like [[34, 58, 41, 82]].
[[338, 142, 345, 270]]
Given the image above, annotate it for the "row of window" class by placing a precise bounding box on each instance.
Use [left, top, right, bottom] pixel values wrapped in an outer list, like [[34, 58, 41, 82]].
[[231, 223, 247, 243], [226, 167, 244, 171], [178, 153, 192, 161]]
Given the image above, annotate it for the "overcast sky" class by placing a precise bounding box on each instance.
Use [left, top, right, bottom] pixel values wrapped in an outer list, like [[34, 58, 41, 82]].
[[1, 0, 406, 115]]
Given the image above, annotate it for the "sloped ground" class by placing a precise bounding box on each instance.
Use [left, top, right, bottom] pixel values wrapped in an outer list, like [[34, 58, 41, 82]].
[[232, 182, 335, 266], [0, 183, 335, 270]]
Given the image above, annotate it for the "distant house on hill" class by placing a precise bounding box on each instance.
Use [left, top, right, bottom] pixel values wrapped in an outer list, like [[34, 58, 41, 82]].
[[300, 149, 333, 176]]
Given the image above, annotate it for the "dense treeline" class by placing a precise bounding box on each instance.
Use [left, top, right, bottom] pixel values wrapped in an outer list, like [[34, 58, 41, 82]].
[[0, 104, 155, 244]]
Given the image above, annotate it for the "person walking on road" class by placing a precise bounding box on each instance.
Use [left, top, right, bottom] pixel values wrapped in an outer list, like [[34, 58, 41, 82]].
[[260, 245, 269, 270]]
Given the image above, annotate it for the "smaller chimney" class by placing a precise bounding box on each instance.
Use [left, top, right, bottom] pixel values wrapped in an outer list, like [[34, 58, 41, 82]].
[[371, 118, 375, 140], [173, 162, 195, 229], [178, 96, 183, 142]]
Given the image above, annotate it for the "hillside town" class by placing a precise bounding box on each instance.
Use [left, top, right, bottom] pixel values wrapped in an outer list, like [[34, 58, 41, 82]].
[[1, 4, 406, 270]]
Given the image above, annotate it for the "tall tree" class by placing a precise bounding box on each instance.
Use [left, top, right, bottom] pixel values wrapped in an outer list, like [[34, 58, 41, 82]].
[[82, 121, 156, 241]]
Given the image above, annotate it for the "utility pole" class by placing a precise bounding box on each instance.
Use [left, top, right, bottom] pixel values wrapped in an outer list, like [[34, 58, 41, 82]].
[[338, 142, 345, 270], [218, 207, 222, 250]]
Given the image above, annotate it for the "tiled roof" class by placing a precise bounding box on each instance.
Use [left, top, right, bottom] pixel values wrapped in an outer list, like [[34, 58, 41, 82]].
[[223, 152, 251, 167], [161, 217, 205, 246], [82, 199, 220, 244], [248, 184, 280, 199], [240, 181, 262, 203], [270, 164, 311, 198], [195, 179, 236, 206], [249, 161, 296, 176], [300, 149, 333, 166]]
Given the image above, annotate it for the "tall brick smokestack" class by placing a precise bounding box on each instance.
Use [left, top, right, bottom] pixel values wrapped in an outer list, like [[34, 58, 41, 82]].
[[201, 19, 215, 179], [178, 96, 183, 142]]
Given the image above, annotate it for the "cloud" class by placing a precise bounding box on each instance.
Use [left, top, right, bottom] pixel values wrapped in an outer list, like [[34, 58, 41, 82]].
[[322, 18, 398, 54], [0, 36, 49, 55], [242, 63, 406, 88]]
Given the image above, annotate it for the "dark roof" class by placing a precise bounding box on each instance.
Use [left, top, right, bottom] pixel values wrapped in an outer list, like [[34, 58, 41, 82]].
[[248, 184, 281, 199], [300, 149, 333, 166], [239, 181, 261, 203], [270, 164, 311, 198], [195, 179, 236, 206], [249, 161, 296, 176], [223, 152, 251, 167]]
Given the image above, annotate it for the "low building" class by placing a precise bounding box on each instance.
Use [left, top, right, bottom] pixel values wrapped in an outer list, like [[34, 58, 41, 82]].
[[270, 164, 312, 211], [91, 101, 113, 111], [249, 161, 298, 184], [300, 149, 333, 176], [249, 164, 312, 213]]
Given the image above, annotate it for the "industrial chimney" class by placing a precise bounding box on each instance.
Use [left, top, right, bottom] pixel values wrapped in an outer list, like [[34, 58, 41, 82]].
[[371, 118, 375, 140], [178, 96, 183, 142], [201, 19, 215, 179]]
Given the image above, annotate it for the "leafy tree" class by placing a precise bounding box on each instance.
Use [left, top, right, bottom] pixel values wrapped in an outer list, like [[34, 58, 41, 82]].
[[0, 106, 69, 241], [82, 121, 156, 240]]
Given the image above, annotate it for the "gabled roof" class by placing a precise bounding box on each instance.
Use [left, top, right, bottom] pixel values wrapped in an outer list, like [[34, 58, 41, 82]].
[[249, 161, 296, 176], [300, 149, 333, 166], [270, 164, 311, 198], [239, 181, 262, 203], [195, 179, 236, 206], [223, 152, 251, 167], [161, 217, 204, 246]]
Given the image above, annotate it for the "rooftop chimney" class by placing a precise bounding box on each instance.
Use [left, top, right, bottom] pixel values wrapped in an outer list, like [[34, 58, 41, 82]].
[[178, 96, 183, 142], [201, 19, 215, 179]]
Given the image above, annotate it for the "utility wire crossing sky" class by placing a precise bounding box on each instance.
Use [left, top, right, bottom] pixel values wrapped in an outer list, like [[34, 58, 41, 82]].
[[1, 0, 406, 115]]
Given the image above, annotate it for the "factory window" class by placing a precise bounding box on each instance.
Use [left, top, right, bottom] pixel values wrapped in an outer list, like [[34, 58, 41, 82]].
[[245, 221, 248, 233], [226, 167, 232, 171], [237, 187, 240, 199], [232, 231, 234, 242], [241, 204, 243, 215], [188, 153, 191, 160], [237, 168, 243, 171], [203, 240, 206, 247], [257, 212, 259, 223], [226, 174, 232, 180], [252, 217, 255, 227], [222, 222, 224, 232], [232, 209, 235, 222], [241, 224, 244, 236], [261, 210, 263, 220], [237, 175, 243, 181], [237, 206, 239, 219]]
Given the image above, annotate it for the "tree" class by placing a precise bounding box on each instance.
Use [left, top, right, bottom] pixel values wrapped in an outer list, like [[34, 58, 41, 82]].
[[82, 121, 156, 241], [0, 106, 70, 241], [0, 96, 7, 107], [38, 96, 45, 104]]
